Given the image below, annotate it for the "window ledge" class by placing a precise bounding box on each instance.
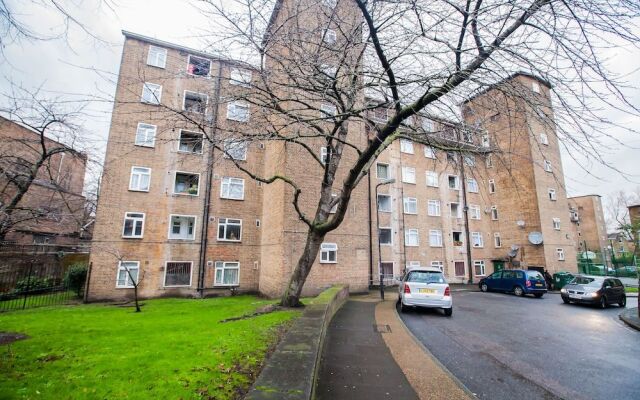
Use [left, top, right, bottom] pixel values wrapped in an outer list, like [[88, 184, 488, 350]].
[[217, 239, 242, 243]]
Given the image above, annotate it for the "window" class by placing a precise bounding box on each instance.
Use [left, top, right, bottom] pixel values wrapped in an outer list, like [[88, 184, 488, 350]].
[[141, 82, 162, 104], [320, 147, 329, 165], [147, 45, 167, 68], [454, 261, 465, 277], [491, 206, 498, 220], [169, 215, 196, 240], [452, 231, 463, 246], [330, 193, 338, 214], [116, 261, 139, 288], [377, 194, 392, 212], [471, 232, 484, 248], [135, 123, 156, 147], [320, 63, 337, 78], [379, 228, 392, 245], [446, 151, 456, 162], [426, 171, 439, 187], [427, 200, 441, 216], [174, 172, 200, 195], [221, 177, 245, 200], [464, 155, 475, 167], [494, 233, 502, 248], [230, 68, 252, 87], [405, 229, 419, 246], [448, 175, 460, 190], [402, 167, 416, 184], [183, 91, 207, 113], [164, 262, 192, 287], [215, 261, 240, 286], [450, 202, 461, 218], [486, 155, 493, 168], [321, 103, 337, 116], [469, 205, 481, 220], [223, 139, 248, 160], [424, 146, 436, 159], [122, 212, 144, 238], [323, 28, 337, 45], [481, 134, 490, 148], [429, 230, 443, 247], [322, 0, 337, 8], [376, 163, 390, 179], [217, 218, 242, 241], [178, 130, 204, 154], [187, 55, 211, 76], [548, 188, 557, 201], [227, 101, 249, 122], [474, 260, 486, 276], [373, 107, 388, 122], [553, 218, 561, 230], [540, 132, 549, 145], [532, 81, 541, 93], [320, 243, 338, 263], [400, 139, 414, 154], [407, 261, 420, 269], [489, 179, 496, 194], [129, 166, 151, 192], [431, 261, 444, 272], [403, 197, 417, 214], [556, 248, 565, 261], [544, 160, 552, 172], [467, 178, 479, 193], [422, 117, 433, 132]]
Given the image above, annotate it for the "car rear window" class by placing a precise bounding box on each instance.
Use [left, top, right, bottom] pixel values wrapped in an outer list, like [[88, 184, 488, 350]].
[[406, 271, 445, 284], [526, 271, 543, 280]]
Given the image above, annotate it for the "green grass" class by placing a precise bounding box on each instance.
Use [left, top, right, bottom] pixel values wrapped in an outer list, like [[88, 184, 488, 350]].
[[625, 287, 638, 293], [0, 296, 299, 400]]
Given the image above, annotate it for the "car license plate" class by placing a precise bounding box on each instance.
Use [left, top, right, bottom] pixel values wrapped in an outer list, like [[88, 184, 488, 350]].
[[419, 288, 436, 294], [535, 283, 543, 287], [569, 294, 580, 299]]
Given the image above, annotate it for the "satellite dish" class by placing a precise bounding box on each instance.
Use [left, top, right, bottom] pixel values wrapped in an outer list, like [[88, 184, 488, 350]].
[[528, 231, 543, 245], [516, 220, 526, 227], [507, 245, 520, 258]]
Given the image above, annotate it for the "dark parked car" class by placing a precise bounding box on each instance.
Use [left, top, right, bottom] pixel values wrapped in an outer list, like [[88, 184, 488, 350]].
[[560, 276, 626, 308], [478, 269, 547, 298]]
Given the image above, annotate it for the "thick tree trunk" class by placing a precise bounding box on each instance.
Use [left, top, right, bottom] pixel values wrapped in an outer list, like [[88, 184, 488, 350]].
[[280, 229, 325, 307]]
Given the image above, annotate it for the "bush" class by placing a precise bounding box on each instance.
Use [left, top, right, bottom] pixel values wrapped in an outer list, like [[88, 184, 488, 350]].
[[63, 264, 88, 297], [13, 276, 53, 293]]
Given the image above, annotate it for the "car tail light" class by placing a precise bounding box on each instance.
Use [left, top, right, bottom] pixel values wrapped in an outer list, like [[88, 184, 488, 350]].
[[404, 284, 411, 294], [444, 286, 451, 296], [526, 280, 531, 287]]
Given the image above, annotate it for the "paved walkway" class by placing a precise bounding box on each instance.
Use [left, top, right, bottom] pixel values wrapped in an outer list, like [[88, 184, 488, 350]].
[[316, 295, 472, 400]]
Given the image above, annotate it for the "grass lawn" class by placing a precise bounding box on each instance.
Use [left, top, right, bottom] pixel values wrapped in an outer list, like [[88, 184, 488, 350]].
[[625, 287, 638, 293], [0, 296, 299, 399]]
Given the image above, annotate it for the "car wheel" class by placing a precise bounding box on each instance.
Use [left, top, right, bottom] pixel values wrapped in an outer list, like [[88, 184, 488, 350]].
[[444, 307, 452, 317], [562, 297, 570, 304], [400, 300, 408, 313], [599, 296, 607, 309], [480, 283, 488, 292], [513, 286, 524, 297], [534, 293, 544, 298], [619, 295, 626, 308]]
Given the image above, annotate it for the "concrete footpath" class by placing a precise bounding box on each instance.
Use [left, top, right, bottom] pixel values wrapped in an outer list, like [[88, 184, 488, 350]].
[[316, 294, 472, 400]]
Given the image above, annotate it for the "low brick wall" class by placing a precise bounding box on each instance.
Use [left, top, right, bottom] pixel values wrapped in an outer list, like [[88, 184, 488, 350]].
[[245, 285, 349, 400]]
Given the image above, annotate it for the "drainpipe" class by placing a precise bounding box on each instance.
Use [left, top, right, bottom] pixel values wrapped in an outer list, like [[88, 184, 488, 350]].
[[197, 61, 224, 296], [367, 168, 374, 289], [456, 129, 474, 284]]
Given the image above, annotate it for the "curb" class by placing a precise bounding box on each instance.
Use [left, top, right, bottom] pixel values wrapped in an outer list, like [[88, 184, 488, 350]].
[[245, 285, 349, 400], [619, 308, 640, 331]]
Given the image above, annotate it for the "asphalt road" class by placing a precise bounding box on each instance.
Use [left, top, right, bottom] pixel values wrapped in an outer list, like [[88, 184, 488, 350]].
[[399, 291, 640, 400]]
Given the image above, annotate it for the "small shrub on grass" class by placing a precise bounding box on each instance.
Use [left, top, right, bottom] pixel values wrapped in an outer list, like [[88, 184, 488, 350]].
[[63, 263, 88, 297]]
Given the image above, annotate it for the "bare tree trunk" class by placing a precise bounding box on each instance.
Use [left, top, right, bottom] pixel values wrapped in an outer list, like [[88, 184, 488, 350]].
[[280, 229, 325, 307]]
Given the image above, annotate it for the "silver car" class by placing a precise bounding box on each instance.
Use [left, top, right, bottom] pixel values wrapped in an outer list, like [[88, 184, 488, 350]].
[[560, 275, 627, 308], [398, 267, 453, 316]]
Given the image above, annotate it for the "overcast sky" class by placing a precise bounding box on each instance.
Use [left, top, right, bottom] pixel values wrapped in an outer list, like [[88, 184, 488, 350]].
[[1, 0, 639, 202]]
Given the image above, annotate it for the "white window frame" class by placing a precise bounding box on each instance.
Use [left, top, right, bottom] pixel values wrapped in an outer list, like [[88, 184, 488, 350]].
[[402, 166, 416, 184], [474, 260, 486, 276], [323, 28, 337, 45], [556, 248, 565, 261], [553, 217, 561, 230], [494, 233, 502, 248], [379, 227, 393, 245], [141, 82, 162, 104], [469, 205, 481, 220], [187, 54, 211, 77], [407, 261, 421, 269], [129, 166, 151, 192], [223, 139, 248, 160], [178, 130, 204, 154], [405, 229, 419, 247], [481, 134, 490, 148], [116, 261, 139, 288], [330, 193, 338, 214], [217, 218, 242, 242], [182, 90, 208, 114], [226, 101, 250, 122], [450, 202, 461, 219], [424, 146, 436, 159], [377, 194, 392, 213], [486, 155, 493, 168], [147, 45, 167, 68], [429, 230, 443, 247], [400, 139, 414, 154], [320, 147, 329, 165], [540, 132, 549, 145], [376, 162, 390, 179], [471, 232, 484, 248], [431, 261, 444, 272], [173, 171, 200, 196], [220, 177, 245, 200], [163, 261, 193, 287], [488, 179, 496, 194], [422, 117, 433, 132], [447, 174, 460, 190], [464, 155, 475, 167], [135, 122, 156, 147], [426, 171, 439, 187], [427, 200, 441, 216], [321, 103, 337, 116], [168, 214, 197, 240], [548, 188, 557, 201], [532, 81, 541, 93], [544, 159, 552, 172], [467, 178, 479, 193], [322, 0, 337, 8], [403, 197, 418, 215], [491, 206, 499, 220], [122, 212, 145, 238], [320, 242, 338, 263], [214, 261, 240, 286], [230, 68, 252, 87]]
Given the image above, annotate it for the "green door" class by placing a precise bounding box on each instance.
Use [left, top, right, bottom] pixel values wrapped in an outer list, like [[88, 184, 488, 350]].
[[493, 261, 505, 273]]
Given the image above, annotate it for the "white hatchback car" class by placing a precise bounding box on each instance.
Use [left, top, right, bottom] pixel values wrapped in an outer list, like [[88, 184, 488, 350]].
[[398, 267, 452, 316]]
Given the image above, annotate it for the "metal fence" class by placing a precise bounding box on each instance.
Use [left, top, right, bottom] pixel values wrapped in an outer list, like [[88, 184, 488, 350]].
[[577, 255, 639, 279]]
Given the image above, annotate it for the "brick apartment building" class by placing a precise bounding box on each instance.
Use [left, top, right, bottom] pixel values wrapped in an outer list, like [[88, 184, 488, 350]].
[[0, 117, 88, 245], [568, 195, 608, 258], [88, 2, 579, 301]]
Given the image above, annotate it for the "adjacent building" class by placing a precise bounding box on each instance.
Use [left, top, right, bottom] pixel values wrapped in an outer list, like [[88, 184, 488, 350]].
[[568, 195, 608, 258]]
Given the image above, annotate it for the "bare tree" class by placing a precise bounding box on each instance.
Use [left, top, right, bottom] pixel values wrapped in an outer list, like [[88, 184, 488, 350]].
[[101, 247, 145, 312], [116, 0, 640, 306]]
